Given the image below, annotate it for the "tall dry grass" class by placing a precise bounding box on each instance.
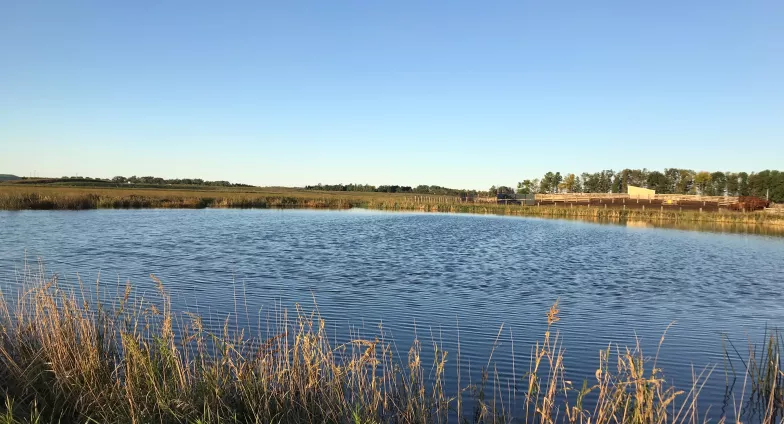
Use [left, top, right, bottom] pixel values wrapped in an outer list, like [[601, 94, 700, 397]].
[[0, 269, 781, 423], [2, 185, 783, 229]]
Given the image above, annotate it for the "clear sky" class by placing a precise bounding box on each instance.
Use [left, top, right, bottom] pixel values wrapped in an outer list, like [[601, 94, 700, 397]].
[[1, 1, 782, 189]]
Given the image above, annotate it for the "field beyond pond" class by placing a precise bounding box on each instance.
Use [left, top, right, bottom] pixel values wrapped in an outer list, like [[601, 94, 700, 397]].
[[1, 184, 783, 230]]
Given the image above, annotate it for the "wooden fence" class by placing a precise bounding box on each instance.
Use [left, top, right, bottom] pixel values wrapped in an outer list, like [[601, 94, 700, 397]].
[[534, 193, 738, 206]]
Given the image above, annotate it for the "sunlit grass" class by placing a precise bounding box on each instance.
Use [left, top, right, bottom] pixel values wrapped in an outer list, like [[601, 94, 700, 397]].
[[1, 185, 783, 230]]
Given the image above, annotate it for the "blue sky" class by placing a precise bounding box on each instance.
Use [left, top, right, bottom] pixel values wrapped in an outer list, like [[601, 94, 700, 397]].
[[1, 1, 782, 189]]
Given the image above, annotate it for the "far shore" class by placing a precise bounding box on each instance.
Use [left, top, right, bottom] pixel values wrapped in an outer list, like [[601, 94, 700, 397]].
[[2, 185, 783, 231]]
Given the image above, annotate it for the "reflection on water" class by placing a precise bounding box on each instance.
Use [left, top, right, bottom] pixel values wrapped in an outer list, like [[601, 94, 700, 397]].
[[641, 219, 784, 236], [0, 209, 783, 420], [572, 216, 784, 237]]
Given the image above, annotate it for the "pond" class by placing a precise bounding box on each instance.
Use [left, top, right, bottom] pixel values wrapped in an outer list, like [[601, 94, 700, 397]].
[[1, 209, 782, 420]]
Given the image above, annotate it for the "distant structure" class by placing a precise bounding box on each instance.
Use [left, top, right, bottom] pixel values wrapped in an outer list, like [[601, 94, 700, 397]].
[[627, 185, 655, 199]]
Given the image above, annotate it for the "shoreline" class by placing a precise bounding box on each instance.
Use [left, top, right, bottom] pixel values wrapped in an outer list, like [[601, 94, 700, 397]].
[[2, 186, 783, 229]]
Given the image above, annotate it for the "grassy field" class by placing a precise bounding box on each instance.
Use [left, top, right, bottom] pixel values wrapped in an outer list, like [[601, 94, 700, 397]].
[[0, 270, 781, 423], [2, 184, 783, 229]]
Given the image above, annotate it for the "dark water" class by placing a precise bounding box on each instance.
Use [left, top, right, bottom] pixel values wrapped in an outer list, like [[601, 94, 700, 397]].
[[1, 209, 783, 419]]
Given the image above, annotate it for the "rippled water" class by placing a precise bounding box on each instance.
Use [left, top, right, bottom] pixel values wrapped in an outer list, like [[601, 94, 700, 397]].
[[1, 209, 783, 418]]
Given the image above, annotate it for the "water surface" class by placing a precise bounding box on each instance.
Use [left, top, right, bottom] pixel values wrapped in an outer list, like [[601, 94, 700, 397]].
[[1, 209, 782, 419]]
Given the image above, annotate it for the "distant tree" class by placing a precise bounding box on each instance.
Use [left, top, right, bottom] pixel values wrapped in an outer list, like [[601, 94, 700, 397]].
[[415, 185, 430, 194], [738, 172, 749, 196], [676, 170, 695, 194], [553, 172, 562, 193], [646, 171, 669, 193], [517, 180, 533, 195], [111, 176, 127, 184], [599, 170, 614, 193], [708, 171, 727, 196], [664, 168, 680, 193], [725, 172, 739, 196], [497, 186, 514, 195], [747, 171, 775, 199], [539, 173, 554, 194], [580, 173, 591, 193], [530, 179, 540, 195], [583, 173, 601, 193], [694, 172, 712, 195], [558, 173, 578, 193], [768, 170, 784, 202], [627, 169, 648, 188], [612, 172, 623, 193]]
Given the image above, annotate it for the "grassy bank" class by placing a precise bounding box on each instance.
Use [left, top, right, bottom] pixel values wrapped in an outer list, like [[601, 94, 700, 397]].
[[2, 185, 783, 228], [1, 271, 781, 423]]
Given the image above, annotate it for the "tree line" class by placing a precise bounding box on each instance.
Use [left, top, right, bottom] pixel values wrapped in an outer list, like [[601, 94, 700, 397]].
[[510, 169, 783, 202], [109, 176, 252, 187], [305, 183, 479, 196], [36, 175, 253, 187]]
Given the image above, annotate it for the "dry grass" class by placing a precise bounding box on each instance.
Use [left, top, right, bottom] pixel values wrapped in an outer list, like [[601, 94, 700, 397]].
[[0, 267, 781, 423], [0, 184, 784, 228], [1, 186, 784, 231]]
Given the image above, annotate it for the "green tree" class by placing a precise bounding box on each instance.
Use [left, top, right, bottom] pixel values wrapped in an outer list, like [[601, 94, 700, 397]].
[[530, 179, 540, 194], [676, 170, 695, 194], [664, 168, 680, 193], [599, 170, 614, 193], [552, 172, 563, 193], [694, 171, 712, 195], [516, 180, 533, 195], [708, 171, 727, 196], [646, 171, 669, 193], [726, 172, 739, 196], [497, 186, 515, 195], [769, 170, 784, 202], [738, 172, 749, 196], [540, 172, 554, 193], [558, 173, 579, 193], [583, 173, 601, 193]]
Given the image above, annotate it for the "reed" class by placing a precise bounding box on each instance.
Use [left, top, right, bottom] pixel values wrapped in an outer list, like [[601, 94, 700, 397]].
[[0, 268, 781, 423], [2, 185, 783, 229]]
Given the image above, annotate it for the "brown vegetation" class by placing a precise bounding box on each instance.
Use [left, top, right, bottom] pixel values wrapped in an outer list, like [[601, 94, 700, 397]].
[[0, 269, 781, 423], [2, 185, 784, 230]]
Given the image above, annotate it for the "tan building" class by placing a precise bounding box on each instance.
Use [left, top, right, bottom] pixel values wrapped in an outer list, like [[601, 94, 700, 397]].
[[628, 185, 655, 199]]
